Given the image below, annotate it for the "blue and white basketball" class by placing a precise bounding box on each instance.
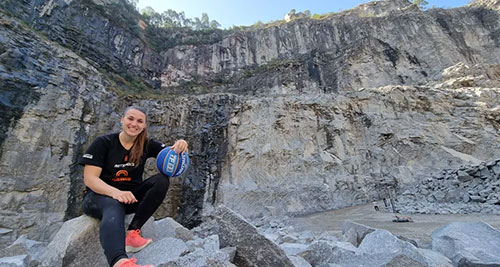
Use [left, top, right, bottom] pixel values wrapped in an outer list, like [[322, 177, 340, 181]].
[[156, 146, 190, 177]]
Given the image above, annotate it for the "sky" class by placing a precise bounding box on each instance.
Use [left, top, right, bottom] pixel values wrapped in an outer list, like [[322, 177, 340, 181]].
[[136, 0, 472, 29]]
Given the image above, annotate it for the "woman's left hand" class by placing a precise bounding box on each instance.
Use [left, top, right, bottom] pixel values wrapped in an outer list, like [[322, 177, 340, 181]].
[[171, 139, 188, 154]]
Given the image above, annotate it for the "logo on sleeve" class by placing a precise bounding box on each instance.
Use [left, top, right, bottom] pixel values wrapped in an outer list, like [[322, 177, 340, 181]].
[[83, 154, 93, 159]]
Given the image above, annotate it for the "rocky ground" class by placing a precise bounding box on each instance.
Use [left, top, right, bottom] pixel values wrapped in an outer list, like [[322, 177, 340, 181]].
[[395, 158, 500, 215], [288, 203, 500, 248], [2, 204, 500, 267]]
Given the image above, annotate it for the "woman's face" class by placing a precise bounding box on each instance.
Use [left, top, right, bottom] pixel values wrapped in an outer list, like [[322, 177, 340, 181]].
[[121, 108, 146, 138]]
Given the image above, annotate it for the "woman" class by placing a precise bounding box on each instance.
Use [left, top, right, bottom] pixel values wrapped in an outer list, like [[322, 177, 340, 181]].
[[80, 106, 188, 267]]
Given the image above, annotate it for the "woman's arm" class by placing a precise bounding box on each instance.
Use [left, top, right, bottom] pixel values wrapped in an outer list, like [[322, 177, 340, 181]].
[[83, 165, 137, 204]]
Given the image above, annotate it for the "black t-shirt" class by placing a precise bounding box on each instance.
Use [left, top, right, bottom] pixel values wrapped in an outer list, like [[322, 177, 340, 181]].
[[79, 133, 165, 191]]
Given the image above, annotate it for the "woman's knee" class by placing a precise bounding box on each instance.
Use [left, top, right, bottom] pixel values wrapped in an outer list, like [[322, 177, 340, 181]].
[[101, 199, 125, 226], [83, 192, 123, 219], [150, 173, 170, 192], [101, 197, 125, 214]]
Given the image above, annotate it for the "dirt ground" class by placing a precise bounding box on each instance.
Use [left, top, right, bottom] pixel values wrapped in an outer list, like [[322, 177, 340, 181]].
[[288, 201, 500, 248]]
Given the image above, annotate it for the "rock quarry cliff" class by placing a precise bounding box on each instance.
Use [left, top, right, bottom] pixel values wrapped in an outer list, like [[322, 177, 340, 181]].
[[0, 0, 500, 262]]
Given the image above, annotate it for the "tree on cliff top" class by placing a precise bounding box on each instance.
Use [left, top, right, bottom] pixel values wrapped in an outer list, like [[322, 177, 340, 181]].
[[141, 6, 220, 30], [412, 0, 429, 9]]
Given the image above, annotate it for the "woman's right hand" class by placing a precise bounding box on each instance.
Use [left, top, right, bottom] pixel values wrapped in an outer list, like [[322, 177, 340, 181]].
[[111, 190, 137, 204], [84, 165, 137, 204]]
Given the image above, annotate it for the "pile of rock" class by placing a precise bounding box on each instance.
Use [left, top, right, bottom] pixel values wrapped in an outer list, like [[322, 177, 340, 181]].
[[252, 218, 500, 267], [395, 158, 500, 214], [2, 206, 500, 266]]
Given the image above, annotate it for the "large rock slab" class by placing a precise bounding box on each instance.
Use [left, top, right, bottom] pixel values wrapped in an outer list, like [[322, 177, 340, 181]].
[[40, 215, 106, 267], [0, 235, 46, 266], [279, 242, 309, 256], [381, 254, 426, 267], [432, 221, 500, 266], [154, 217, 194, 241], [354, 229, 452, 267], [341, 221, 376, 247], [0, 255, 29, 267], [157, 247, 237, 267], [41, 214, 157, 267], [214, 206, 294, 267], [133, 237, 189, 265], [298, 240, 357, 266]]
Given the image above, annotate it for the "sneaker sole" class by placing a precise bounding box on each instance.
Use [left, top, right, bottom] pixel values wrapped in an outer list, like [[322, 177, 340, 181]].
[[125, 239, 153, 253]]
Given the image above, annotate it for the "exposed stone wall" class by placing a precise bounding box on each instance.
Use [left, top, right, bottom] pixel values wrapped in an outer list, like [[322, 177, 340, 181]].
[[4, 0, 500, 94], [219, 79, 500, 218], [161, 1, 500, 93], [0, 12, 117, 247]]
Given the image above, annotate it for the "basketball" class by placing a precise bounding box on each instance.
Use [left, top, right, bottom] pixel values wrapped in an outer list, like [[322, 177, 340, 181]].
[[156, 147, 190, 177]]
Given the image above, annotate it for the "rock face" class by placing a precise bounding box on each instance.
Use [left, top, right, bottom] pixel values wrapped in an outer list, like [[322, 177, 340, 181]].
[[1, 0, 500, 249], [219, 77, 500, 217], [158, 0, 500, 93], [0, 11, 117, 247]]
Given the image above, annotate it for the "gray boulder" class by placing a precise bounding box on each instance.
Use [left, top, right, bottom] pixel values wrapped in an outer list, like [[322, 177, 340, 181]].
[[201, 235, 220, 251], [0, 255, 29, 267], [279, 242, 309, 256], [133, 237, 189, 265], [457, 171, 473, 182], [289, 255, 312, 267], [40, 214, 157, 267], [341, 221, 376, 247], [157, 247, 237, 267], [154, 217, 194, 241], [0, 235, 46, 266], [40, 215, 106, 267], [381, 254, 426, 267], [355, 229, 452, 267], [298, 240, 357, 266], [0, 254, 29, 267], [214, 206, 294, 267], [432, 221, 500, 266]]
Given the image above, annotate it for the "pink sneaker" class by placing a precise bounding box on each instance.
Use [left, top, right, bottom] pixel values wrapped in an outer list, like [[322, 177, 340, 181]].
[[125, 229, 153, 253], [119, 257, 153, 267]]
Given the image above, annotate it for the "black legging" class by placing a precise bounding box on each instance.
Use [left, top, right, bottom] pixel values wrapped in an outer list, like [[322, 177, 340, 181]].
[[82, 173, 169, 266]]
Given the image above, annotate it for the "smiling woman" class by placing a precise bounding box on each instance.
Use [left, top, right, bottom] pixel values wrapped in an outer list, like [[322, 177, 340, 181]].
[[79, 105, 189, 267], [120, 106, 147, 165]]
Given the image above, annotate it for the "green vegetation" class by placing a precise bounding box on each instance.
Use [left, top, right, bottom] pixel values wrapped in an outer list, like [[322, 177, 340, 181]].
[[75, 0, 230, 51], [80, 0, 143, 36], [230, 9, 340, 31], [144, 26, 228, 51], [412, 0, 429, 9], [136, 4, 227, 50], [103, 70, 170, 99], [140, 7, 220, 30]]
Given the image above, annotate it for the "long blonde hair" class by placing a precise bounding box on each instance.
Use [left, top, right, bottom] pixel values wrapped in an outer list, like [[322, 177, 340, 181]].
[[123, 106, 148, 166]]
